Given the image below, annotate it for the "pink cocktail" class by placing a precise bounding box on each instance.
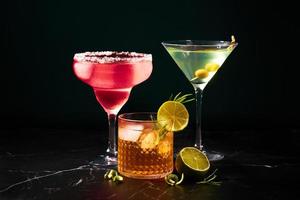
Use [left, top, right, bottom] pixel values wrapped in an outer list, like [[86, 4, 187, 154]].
[[73, 51, 152, 165]]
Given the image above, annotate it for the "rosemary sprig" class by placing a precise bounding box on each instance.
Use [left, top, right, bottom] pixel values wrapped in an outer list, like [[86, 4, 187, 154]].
[[158, 125, 168, 140], [173, 93, 195, 103], [196, 169, 222, 186], [165, 169, 221, 186], [173, 92, 182, 101], [169, 93, 174, 100]]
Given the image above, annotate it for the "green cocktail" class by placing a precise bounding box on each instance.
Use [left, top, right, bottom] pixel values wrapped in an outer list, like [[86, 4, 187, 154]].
[[162, 38, 238, 161]]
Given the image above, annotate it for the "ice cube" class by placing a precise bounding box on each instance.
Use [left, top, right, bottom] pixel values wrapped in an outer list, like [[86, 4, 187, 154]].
[[158, 132, 172, 156], [137, 129, 159, 149], [158, 140, 171, 156], [118, 124, 144, 142]]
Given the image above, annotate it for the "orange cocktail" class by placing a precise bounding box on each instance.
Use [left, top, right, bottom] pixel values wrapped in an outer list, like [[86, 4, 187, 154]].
[[118, 113, 173, 179]]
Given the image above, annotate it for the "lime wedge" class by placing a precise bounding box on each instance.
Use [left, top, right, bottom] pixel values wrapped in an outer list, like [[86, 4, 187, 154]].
[[157, 101, 189, 132], [175, 147, 210, 178]]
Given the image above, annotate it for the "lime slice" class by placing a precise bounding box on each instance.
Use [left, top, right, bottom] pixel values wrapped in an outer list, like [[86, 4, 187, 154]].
[[175, 147, 210, 178], [157, 101, 189, 132]]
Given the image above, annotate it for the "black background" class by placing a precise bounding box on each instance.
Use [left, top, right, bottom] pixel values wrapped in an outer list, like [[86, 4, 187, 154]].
[[1, 0, 299, 131]]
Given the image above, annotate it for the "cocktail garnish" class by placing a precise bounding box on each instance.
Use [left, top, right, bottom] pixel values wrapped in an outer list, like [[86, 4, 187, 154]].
[[142, 93, 193, 146], [231, 35, 236, 43], [196, 169, 221, 186], [157, 93, 193, 139], [165, 173, 184, 186], [165, 169, 221, 186], [172, 92, 195, 104], [205, 63, 220, 72], [137, 129, 159, 149], [194, 69, 209, 79], [165, 147, 221, 186], [190, 36, 236, 82], [228, 35, 237, 50], [74, 51, 152, 64], [175, 147, 210, 176], [104, 169, 123, 183], [104, 169, 117, 179]]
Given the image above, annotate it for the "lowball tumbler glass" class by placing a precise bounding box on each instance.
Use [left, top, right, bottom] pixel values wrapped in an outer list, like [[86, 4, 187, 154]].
[[118, 113, 173, 179]]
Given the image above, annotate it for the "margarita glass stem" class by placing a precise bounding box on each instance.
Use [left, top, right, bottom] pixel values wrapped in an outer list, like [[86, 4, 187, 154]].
[[106, 113, 117, 160], [194, 86, 204, 150]]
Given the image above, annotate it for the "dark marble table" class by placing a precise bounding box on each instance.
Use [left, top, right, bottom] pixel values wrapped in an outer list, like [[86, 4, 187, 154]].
[[0, 128, 299, 200]]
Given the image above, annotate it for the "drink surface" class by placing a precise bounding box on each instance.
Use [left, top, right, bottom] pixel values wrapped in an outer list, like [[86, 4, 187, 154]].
[[73, 52, 152, 113], [166, 48, 232, 89], [118, 120, 173, 179]]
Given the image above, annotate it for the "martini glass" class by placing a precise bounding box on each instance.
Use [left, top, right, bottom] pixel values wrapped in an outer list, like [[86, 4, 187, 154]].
[[162, 40, 238, 161], [73, 51, 152, 166]]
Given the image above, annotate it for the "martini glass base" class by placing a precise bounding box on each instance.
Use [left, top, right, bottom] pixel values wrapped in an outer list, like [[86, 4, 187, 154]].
[[89, 155, 117, 168], [194, 144, 224, 161], [202, 150, 224, 161]]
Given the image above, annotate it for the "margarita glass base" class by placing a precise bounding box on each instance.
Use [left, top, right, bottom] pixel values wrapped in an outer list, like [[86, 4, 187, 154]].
[[89, 155, 117, 167]]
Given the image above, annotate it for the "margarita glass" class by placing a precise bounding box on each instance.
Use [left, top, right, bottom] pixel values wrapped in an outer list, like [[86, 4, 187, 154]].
[[73, 51, 152, 166], [162, 40, 238, 161]]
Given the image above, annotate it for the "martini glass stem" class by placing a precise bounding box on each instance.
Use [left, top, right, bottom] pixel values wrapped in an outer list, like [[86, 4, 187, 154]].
[[194, 86, 204, 150], [106, 113, 117, 160]]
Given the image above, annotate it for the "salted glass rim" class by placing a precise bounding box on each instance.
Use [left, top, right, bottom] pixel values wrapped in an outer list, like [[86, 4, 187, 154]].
[[118, 112, 157, 123], [162, 40, 238, 48], [74, 51, 152, 64]]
